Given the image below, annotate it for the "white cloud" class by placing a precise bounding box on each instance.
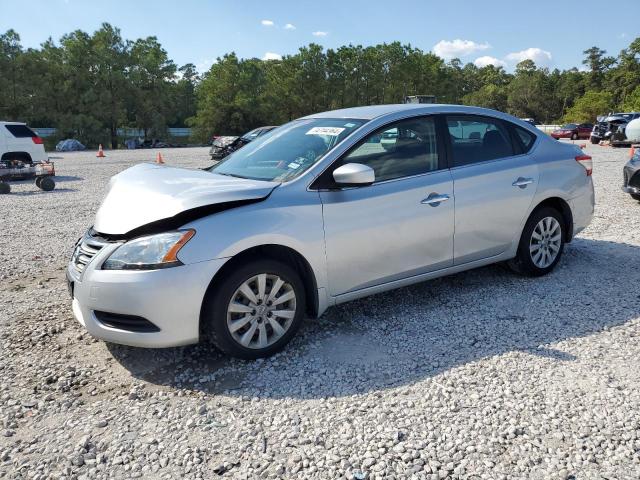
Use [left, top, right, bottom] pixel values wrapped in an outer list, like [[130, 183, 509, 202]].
[[474, 56, 506, 68], [261, 19, 274, 26], [284, 23, 296, 30], [262, 52, 282, 61], [433, 39, 490, 59], [312, 31, 328, 37], [505, 47, 552, 66]]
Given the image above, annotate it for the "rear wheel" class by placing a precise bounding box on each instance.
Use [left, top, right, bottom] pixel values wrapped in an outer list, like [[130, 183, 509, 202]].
[[571, 133, 578, 140], [509, 207, 565, 276], [203, 258, 306, 359], [0, 182, 10, 194], [35, 177, 42, 188], [38, 177, 55, 191]]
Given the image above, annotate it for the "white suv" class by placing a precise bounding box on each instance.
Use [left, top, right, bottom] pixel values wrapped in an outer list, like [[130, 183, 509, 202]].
[[0, 121, 48, 164]]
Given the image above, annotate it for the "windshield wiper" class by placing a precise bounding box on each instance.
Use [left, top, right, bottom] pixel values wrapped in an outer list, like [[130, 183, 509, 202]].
[[215, 171, 249, 179]]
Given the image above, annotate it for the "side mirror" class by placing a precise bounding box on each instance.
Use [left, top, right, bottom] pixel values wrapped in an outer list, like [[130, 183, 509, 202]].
[[332, 163, 375, 186]]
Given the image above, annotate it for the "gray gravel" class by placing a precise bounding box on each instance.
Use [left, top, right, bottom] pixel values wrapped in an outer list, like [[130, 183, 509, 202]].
[[1, 143, 640, 479]]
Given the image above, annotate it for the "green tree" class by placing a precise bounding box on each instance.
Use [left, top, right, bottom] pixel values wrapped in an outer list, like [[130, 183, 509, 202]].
[[130, 36, 177, 138], [564, 91, 613, 123]]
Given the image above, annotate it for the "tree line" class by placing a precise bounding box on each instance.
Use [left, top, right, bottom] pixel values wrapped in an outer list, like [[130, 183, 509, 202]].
[[2, 23, 640, 147]]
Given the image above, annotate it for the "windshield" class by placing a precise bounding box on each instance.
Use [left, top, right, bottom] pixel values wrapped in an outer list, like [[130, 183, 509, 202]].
[[241, 128, 263, 141], [211, 118, 366, 182]]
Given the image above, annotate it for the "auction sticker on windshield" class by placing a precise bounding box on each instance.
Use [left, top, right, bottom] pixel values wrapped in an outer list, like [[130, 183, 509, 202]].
[[306, 126, 345, 136]]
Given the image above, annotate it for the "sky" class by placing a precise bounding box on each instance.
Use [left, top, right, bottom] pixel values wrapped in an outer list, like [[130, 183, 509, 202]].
[[1, 0, 638, 73]]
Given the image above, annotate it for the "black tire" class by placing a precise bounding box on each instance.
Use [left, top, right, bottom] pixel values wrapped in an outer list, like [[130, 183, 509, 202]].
[[39, 177, 55, 191], [590, 137, 600, 144], [508, 207, 565, 277], [202, 258, 306, 359], [571, 133, 578, 140], [0, 182, 10, 194], [35, 177, 42, 188], [631, 194, 640, 202]]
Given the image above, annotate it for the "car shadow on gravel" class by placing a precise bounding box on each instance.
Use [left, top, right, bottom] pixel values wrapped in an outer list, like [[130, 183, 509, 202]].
[[11, 188, 77, 195], [109, 237, 640, 399]]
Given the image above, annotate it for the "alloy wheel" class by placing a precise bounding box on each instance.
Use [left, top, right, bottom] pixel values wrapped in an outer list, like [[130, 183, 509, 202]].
[[226, 273, 297, 349], [529, 217, 562, 268]]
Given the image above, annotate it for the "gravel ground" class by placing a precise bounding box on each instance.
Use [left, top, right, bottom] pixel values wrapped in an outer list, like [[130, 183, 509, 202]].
[[1, 143, 639, 480]]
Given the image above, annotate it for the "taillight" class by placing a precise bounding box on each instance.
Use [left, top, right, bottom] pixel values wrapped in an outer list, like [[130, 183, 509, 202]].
[[575, 154, 592, 176], [32, 136, 43, 144]]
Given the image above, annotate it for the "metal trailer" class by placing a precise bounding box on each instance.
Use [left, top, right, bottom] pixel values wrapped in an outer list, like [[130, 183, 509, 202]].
[[0, 160, 56, 194]]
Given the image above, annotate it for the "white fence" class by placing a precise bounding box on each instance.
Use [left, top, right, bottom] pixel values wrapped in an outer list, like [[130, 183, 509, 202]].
[[535, 125, 562, 134], [32, 127, 193, 138]]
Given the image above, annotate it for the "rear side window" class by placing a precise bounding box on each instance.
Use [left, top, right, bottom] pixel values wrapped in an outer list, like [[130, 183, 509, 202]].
[[5, 124, 37, 138], [513, 126, 536, 153], [446, 115, 514, 167]]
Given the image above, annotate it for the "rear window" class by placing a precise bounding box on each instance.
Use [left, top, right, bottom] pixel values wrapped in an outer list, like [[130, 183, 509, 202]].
[[5, 124, 37, 138]]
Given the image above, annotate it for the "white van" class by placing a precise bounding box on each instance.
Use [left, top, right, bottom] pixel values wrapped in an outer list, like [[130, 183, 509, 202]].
[[0, 121, 48, 164]]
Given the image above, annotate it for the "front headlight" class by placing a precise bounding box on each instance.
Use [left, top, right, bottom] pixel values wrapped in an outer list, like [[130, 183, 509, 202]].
[[102, 230, 195, 270]]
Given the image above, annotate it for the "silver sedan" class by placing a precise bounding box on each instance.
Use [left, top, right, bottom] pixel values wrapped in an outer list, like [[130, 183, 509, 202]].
[[67, 104, 594, 358]]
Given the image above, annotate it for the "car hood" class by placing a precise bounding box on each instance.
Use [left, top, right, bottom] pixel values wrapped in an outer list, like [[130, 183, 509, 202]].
[[94, 163, 278, 236]]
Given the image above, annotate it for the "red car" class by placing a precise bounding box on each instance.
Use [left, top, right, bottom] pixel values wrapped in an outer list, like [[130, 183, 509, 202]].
[[551, 123, 593, 140]]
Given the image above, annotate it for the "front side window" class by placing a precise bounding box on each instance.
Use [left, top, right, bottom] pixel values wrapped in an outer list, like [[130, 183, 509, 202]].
[[341, 117, 439, 182], [211, 118, 365, 182], [446, 115, 514, 167]]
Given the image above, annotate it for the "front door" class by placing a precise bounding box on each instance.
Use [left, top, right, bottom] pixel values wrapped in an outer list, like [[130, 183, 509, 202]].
[[317, 116, 455, 296]]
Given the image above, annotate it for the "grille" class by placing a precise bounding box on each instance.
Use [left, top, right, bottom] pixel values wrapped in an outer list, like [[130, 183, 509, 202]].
[[70, 233, 110, 280]]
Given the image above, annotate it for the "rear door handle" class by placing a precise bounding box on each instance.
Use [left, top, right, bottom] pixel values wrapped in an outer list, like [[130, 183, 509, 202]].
[[421, 193, 450, 207], [512, 177, 534, 188]]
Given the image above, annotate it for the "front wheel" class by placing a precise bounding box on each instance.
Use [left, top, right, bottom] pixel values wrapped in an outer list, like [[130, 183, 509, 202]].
[[571, 133, 578, 140], [590, 137, 599, 144], [203, 259, 306, 359], [509, 207, 565, 276], [0, 182, 10, 194], [631, 193, 640, 202]]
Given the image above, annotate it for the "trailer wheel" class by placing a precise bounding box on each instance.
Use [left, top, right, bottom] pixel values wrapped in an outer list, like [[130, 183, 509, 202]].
[[0, 182, 10, 194], [39, 177, 55, 191]]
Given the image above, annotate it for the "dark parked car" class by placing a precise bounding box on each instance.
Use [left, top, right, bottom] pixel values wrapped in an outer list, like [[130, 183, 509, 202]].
[[623, 148, 640, 201], [209, 126, 277, 160], [551, 123, 593, 140]]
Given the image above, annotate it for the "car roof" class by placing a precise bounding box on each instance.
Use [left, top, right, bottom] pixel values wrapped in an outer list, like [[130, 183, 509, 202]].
[[302, 103, 523, 122], [0, 121, 27, 125]]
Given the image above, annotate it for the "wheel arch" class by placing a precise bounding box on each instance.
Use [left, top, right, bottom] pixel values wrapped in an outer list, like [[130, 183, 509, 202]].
[[1, 151, 33, 163], [199, 244, 320, 336], [530, 196, 574, 242]]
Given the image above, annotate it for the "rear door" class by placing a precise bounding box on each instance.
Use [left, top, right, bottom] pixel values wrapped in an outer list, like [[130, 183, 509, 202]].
[[445, 115, 539, 265]]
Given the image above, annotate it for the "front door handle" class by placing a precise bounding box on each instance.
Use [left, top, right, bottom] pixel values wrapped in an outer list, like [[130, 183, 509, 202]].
[[512, 177, 534, 189], [421, 193, 450, 207]]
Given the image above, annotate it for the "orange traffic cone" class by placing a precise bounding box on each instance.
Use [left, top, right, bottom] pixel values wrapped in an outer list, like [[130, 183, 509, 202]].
[[156, 152, 165, 165], [630, 145, 636, 159], [96, 144, 106, 158]]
